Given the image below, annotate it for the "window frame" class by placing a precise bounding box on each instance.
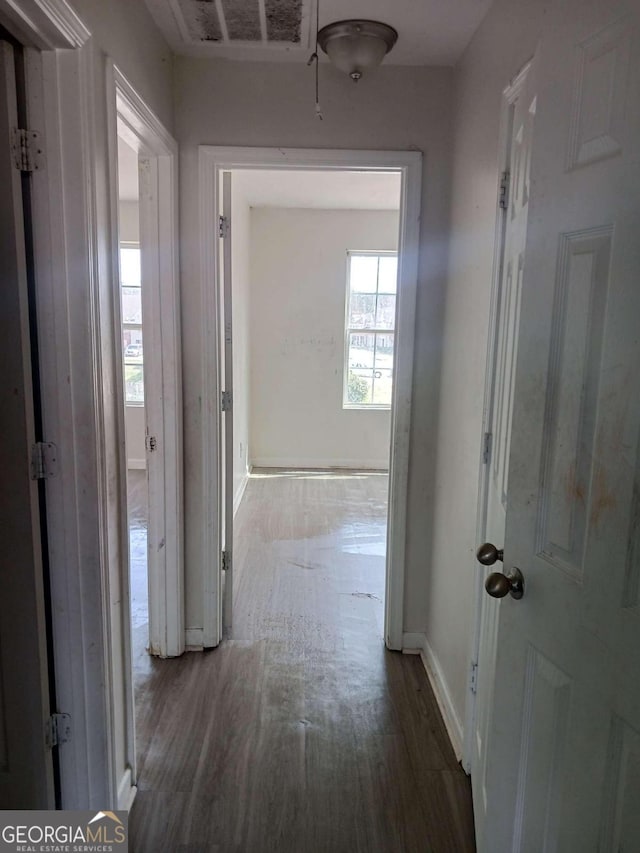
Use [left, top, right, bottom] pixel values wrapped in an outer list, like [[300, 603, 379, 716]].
[[120, 240, 145, 406], [342, 249, 398, 410]]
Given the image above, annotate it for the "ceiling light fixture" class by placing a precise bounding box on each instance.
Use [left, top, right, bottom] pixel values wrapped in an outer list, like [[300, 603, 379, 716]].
[[317, 20, 398, 82]]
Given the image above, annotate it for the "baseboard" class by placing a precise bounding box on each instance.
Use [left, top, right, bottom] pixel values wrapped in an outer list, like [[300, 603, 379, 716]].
[[127, 458, 146, 470], [402, 631, 464, 761], [185, 627, 203, 650], [233, 473, 248, 517], [421, 639, 464, 761], [117, 767, 137, 811], [250, 457, 389, 471]]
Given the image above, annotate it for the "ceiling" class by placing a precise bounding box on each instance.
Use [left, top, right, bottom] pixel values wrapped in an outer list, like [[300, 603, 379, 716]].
[[233, 169, 401, 210], [144, 0, 493, 66]]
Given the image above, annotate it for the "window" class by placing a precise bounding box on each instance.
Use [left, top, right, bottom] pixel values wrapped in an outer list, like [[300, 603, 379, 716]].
[[120, 244, 144, 404], [344, 251, 398, 408]]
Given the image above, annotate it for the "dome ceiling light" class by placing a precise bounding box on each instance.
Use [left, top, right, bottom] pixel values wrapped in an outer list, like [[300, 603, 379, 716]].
[[317, 19, 398, 82]]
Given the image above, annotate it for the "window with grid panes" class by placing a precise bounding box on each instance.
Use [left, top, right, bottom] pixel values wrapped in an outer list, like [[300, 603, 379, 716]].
[[120, 244, 144, 404], [343, 251, 398, 408]]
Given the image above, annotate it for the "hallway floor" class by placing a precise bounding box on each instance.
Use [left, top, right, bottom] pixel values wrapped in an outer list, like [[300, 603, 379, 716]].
[[129, 470, 476, 852]]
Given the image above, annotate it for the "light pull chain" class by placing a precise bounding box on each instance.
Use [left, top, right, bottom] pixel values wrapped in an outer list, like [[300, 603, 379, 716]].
[[307, 0, 323, 119]]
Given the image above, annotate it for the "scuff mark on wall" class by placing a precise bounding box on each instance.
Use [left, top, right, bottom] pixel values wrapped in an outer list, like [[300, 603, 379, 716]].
[[564, 462, 585, 505], [623, 472, 640, 608], [590, 464, 617, 529]]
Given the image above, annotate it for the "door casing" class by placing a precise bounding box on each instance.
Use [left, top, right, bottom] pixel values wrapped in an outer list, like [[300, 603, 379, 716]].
[[107, 66, 184, 656], [105, 61, 183, 794], [0, 0, 117, 810]]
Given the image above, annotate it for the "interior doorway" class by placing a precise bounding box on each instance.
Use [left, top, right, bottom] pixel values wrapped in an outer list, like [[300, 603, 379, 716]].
[[222, 168, 401, 639], [107, 65, 184, 800], [116, 132, 150, 670], [108, 64, 184, 664], [199, 147, 422, 651]]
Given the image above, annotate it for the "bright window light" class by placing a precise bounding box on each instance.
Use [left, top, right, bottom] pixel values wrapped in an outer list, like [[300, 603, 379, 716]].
[[120, 244, 144, 404], [343, 251, 397, 409]]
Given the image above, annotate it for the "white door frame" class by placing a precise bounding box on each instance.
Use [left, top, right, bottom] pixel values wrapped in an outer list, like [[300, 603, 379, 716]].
[[0, 0, 176, 811], [462, 61, 533, 774], [198, 146, 422, 650], [106, 64, 184, 662], [0, 0, 117, 809], [0, 36, 55, 809]]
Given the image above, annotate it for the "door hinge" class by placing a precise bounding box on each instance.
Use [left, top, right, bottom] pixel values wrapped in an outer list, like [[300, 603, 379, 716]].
[[12, 128, 44, 173], [145, 435, 158, 452], [498, 170, 510, 211], [31, 442, 57, 480], [482, 432, 493, 465], [221, 390, 232, 412], [45, 713, 71, 749], [222, 550, 231, 572], [469, 662, 478, 695], [218, 215, 229, 238]]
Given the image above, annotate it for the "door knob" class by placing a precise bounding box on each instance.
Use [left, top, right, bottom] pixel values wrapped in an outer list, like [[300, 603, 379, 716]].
[[476, 542, 504, 565], [485, 568, 524, 600]]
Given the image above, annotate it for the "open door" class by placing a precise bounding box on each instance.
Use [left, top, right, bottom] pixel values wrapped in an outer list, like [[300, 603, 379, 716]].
[[471, 60, 536, 845], [0, 39, 55, 808], [221, 170, 234, 636], [480, 0, 640, 849], [112, 69, 184, 662]]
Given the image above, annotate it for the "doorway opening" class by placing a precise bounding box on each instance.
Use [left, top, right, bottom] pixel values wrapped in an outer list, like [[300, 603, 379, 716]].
[[224, 168, 401, 641], [116, 132, 149, 671], [199, 147, 422, 651], [107, 64, 183, 801]]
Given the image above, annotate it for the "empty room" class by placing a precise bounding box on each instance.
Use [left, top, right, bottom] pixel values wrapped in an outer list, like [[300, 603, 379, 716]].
[[227, 167, 401, 648]]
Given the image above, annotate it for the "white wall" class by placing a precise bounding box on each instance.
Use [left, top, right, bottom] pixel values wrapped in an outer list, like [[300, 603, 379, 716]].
[[427, 0, 551, 741], [249, 207, 397, 469], [124, 406, 146, 468], [69, 0, 173, 131], [119, 199, 139, 242], [176, 60, 453, 636]]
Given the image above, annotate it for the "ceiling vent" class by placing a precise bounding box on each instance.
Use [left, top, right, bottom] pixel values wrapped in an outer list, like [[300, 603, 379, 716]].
[[174, 0, 304, 45]]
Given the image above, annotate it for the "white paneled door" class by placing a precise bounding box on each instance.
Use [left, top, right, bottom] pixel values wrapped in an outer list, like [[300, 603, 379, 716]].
[[0, 40, 54, 808], [480, 0, 640, 849]]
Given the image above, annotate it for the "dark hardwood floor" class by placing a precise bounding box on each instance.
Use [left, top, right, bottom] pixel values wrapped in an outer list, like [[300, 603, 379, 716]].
[[129, 470, 476, 852]]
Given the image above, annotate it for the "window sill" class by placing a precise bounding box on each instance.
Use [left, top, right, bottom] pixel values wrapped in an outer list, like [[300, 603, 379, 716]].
[[343, 403, 391, 411], [125, 400, 145, 408]]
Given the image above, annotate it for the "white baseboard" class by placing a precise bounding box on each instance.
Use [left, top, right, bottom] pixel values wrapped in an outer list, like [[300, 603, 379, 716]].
[[117, 767, 137, 811], [250, 457, 388, 471], [402, 631, 464, 761], [185, 628, 203, 650], [233, 473, 249, 517], [127, 458, 146, 470]]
